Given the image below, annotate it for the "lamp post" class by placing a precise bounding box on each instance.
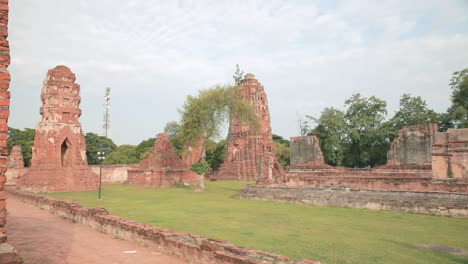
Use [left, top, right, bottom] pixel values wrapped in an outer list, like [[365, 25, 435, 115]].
[[97, 151, 106, 200]]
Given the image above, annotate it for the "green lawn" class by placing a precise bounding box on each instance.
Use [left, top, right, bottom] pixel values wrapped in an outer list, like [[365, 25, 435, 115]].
[[46, 181, 468, 264]]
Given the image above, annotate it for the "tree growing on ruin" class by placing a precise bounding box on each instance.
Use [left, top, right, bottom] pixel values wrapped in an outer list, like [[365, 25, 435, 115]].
[[233, 64, 244, 85], [178, 85, 258, 163]]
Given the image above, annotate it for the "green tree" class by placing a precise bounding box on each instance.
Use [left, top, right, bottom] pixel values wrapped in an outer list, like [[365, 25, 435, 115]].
[[84, 132, 117, 165], [344, 93, 387, 167], [233, 64, 244, 85], [447, 68, 468, 128], [387, 94, 440, 136], [164, 121, 184, 157], [205, 139, 227, 171], [272, 134, 290, 169], [309, 108, 347, 166], [7, 127, 35, 167], [103, 145, 139, 165], [135, 137, 155, 160]]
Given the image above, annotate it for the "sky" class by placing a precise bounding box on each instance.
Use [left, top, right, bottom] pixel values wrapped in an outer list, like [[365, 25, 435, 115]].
[[8, 0, 468, 145]]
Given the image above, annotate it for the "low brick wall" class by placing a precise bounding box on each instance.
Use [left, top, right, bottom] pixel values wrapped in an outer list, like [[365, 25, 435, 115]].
[[239, 185, 468, 218], [90, 164, 139, 183], [7, 188, 320, 264]]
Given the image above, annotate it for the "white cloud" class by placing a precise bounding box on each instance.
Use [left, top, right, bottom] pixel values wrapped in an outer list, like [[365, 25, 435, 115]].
[[7, 0, 468, 144]]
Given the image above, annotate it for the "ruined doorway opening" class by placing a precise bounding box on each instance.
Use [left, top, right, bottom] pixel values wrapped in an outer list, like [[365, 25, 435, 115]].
[[61, 138, 71, 167]]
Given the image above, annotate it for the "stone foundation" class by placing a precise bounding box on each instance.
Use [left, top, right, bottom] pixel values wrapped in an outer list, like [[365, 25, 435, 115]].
[[8, 188, 320, 264], [239, 185, 468, 218], [90, 164, 137, 183]]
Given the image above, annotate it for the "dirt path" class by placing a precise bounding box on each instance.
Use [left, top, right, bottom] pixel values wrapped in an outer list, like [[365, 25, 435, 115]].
[[5, 197, 186, 264]]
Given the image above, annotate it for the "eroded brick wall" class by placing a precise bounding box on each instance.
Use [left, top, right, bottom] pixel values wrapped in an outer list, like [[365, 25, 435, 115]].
[[432, 128, 468, 179], [290, 136, 327, 168], [127, 133, 198, 187], [0, 0, 10, 238], [386, 123, 437, 168]]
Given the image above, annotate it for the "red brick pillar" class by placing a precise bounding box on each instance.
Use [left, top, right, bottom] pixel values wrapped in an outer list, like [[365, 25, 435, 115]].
[[0, 1, 22, 263]]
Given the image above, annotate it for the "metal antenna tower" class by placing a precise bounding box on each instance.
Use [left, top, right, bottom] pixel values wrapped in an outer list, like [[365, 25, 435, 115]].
[[103, 87, 111, 138]]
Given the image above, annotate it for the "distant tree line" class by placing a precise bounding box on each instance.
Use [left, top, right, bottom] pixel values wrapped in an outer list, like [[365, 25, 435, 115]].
[[300, 68, 467, 168]]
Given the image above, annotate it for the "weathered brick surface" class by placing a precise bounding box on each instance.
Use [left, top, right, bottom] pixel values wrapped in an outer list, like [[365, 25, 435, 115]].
[[8, 188, 321, 264], [239, 185, 468, 217], [5, 145, 26, 184], [432, 128, 468, 179], [386, 123, 437, 168], [214, 74, 285, 183], [290, 136, 328, 168], [0, 1, 22, 263], [17, 66, 98, 192], [126, 133, 199, 187], [6, 145, 22, 169]]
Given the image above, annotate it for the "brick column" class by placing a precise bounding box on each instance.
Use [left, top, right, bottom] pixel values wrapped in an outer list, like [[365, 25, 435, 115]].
[[0, 1, 22, 263]]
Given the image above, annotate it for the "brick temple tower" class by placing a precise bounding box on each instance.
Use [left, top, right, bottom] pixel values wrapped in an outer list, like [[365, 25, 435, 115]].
[[18, 66, 98, 192], [214, 73, 285, 182]]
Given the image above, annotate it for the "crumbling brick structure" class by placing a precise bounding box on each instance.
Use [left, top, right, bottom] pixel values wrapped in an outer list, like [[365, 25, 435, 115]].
[[7, 146, 23, 170], [17, 66, 98, 192], [5, 145, 26, 184], [386, 123, 437, 168], [214, 74, 285, 182], [127, 133, 199, 187], [432, 128, 468, 179], [0, 1, 22, 263], [289, 136, 328, 169]]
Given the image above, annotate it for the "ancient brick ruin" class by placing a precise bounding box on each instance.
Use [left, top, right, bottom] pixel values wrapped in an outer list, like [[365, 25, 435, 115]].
[[7, 146, 23, 170], [5, 145, 26, 185], [214, 74, 284, 182], [127, 133, 199, 187], [0, 1, 22, 262], [386, 123, 437, 168], [290, 136, 327, 169], [17, 66, 98, 192], [432, 128, 468, 179], [241, 124, 468, 216]]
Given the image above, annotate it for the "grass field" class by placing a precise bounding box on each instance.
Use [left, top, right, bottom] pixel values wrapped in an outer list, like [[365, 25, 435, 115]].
[[46, 181, 468, 264]]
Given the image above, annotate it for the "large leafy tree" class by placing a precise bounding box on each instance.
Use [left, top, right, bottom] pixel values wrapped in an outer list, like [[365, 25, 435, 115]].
[[164, 121, 184, 157], [7, 127, 35, 167], [272, 134, 290, 169], [446, 68, 468, 128], [386, 94, 440, 136], [84, 132, 117, 165], [309, 108, 347, 166], [135, 137, 155, 160], [103, 145, 139, 165], [205, 139, 227, 171], [344, 93, 387, 167]]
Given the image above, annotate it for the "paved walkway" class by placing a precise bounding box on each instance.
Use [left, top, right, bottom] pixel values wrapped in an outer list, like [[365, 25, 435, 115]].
[[6, 197, 185, 264]]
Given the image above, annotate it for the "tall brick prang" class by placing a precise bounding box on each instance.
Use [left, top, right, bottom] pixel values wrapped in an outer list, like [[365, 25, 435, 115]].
[[17, 66, 98, 192], [214, 74, 284, 182]]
